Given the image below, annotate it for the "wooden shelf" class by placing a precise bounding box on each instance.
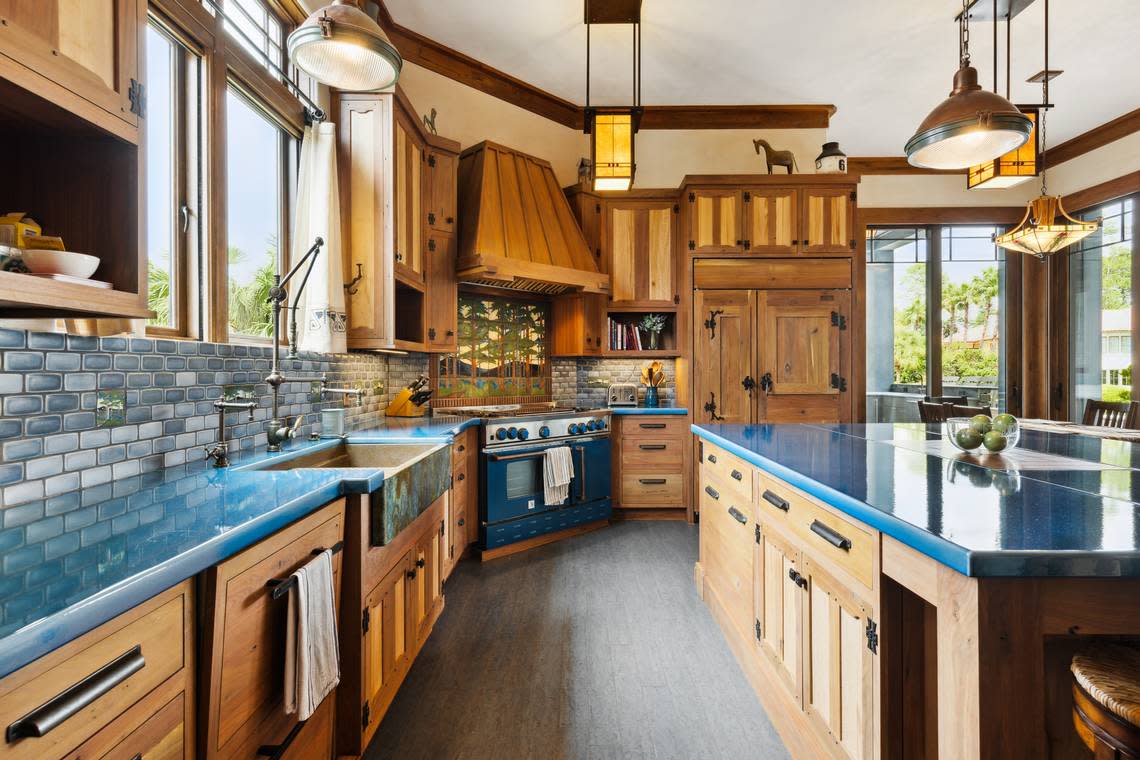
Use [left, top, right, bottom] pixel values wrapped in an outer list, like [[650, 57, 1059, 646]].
[[0, 271, 150, 318], [605, 304, 679, 314], [602, 350, 681, 359]]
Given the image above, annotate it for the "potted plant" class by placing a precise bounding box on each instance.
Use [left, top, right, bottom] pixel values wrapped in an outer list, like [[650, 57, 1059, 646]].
[[639, 313, 667, 350], [640, 361, 665, 408]]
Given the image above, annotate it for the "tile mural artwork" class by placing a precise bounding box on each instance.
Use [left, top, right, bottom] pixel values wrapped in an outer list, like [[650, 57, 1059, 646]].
[[436, 295, 550, 400]]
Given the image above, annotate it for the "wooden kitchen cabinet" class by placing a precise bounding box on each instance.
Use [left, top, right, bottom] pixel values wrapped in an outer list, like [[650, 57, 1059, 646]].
[[613, 416, 687, 513], [444, 429, 475, 579], [425, 147, 458, 235], [413, 521, 444, 642], [362, 551, 414, 732], [199, 499, 345, 760], [801, 188, 855, 255], [425, 232, 458, 352], [742, 187, 798, 254], [551, 292, 606, 356], [0, 0, 142, 140], [394, 110, 424, 283], [686, 188, 742, 253], [693, 289, 755, 424], [700, 481, 754, 644], [755, 520, 804, 706], [605, 200, 679, 307]]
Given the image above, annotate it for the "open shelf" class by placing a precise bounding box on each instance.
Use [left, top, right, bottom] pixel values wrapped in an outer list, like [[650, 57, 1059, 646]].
[[605, 310, 677, 355]]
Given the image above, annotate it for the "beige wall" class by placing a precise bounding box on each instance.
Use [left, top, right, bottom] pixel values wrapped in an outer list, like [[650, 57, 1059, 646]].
[[856, 173, 1036, 208], [634, 129, 827, 188], [1047, 130, 1140, 199]]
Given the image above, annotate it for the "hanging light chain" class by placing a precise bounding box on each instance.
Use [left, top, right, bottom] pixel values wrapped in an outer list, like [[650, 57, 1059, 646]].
[[960, 0, 971, 66], [1039, 82, 1049, 196]]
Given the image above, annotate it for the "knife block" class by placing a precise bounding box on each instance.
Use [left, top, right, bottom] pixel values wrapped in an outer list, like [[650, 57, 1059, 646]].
[[385, 389, 426, 417]]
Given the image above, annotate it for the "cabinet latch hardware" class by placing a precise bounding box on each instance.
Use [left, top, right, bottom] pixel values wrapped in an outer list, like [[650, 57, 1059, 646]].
[[427, 212, 436, 225], [755, 619, 762, 640], [742, 375, 756, 394], [788, 568, 808, 589], [759, 372, 774, 396], [704, 309, 724, 339], [830, 311, 847, 330], [344, 263, 364, 295], [129, 79, 146, 117], [362, 607, 370, 634], [703, 392, 724, 421], [830, 373, 847, 392], [866, 618, 879, 654]]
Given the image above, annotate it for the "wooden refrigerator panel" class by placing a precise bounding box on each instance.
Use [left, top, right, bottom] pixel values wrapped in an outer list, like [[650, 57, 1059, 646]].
[[694, 290, 755, 424]]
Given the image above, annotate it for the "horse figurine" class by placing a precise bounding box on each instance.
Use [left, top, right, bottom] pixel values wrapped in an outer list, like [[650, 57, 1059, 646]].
[[423, 108, 438, 136], [753, 139, 798, 174]]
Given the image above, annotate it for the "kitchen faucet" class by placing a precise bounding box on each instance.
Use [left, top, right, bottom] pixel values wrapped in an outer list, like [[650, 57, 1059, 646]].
[[205, 400, 257, 467]]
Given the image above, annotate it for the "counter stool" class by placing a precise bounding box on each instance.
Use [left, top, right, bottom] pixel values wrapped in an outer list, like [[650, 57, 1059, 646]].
[[1072, 644, 1140, 758]]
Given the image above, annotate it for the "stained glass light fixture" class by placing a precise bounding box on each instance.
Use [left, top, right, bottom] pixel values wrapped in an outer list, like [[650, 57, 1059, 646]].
[[288, 0, 402, 92], [968, 108, 1038, 189], [584, 0, 642, 192]]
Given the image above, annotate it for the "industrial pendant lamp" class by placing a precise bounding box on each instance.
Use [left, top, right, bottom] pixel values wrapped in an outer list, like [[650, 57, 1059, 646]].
[[288, 0, 402, 92], [905, 0, 1032, 169]]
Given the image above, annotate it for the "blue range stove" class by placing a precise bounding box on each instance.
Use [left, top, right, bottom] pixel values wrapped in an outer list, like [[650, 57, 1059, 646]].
[[466, 404, 612, 551]]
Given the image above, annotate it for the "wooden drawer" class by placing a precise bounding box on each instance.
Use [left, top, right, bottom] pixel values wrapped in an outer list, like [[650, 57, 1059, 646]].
[[451, 433, 471, 461], [620, 435, 684, 470], [702, 443, 754, 496], [621, 416, 687, 438], [621, 472, 684, 506], [201, 499, 345, 760], [753, 469, 797, 531], [0, 584, 190, 760], [90, 692, 185, 760]]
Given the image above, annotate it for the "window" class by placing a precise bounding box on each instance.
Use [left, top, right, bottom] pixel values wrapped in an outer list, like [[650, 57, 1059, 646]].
[[1070, 197, 1135, 415], [225, 85, 297, 339], [145, 18, 201, 336], [221, 0, 285, 78], [866, 225, 1009, 421]]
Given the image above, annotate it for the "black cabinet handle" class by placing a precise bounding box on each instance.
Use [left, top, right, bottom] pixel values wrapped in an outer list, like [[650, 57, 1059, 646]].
[[762, 490, 790, 512], [639, 478, 667, 485], [638, 444, 667, 450], [788, 568, 808, 588], [730, 469, 743, 481], [6, 646, 145, 742], [707, 454, 718, 463], [639, 422, 666, 429], [727, 506, 747, 524], [810, 520, 853, 551], [704, 485, 720, 500]]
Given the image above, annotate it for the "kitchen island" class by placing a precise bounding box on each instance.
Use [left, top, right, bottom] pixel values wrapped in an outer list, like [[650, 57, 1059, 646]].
[[691, 422, 1140, 760]]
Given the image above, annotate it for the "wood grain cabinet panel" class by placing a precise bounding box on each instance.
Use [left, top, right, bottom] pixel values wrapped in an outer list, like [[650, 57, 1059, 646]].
[[693, 289, 755, 424], [606, 200, 678, 306], [801, 188, 855, 255], [199, 500, 345, 760], [0, 0, 141, 137], [425, 148, 457, 235], [362, 551, 413, 732], [700, 485, 754, 643], [394, 112, 424, 282], [550, 293, 606, 356], [754, 519, 804, 706], [89, 692, 186, 760], [742, 188, 798, 254], [425, 232, 458, 352], [412, 522, 444, 643], [687, 189, 742, 253]]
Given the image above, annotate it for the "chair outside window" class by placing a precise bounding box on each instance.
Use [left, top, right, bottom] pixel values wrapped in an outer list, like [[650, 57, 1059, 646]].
[[1081, 400, 1139, 429], [917, 401, 993, 423]]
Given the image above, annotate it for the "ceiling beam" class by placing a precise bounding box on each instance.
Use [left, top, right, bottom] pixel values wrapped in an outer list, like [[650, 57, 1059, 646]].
[[847, 157, 964, 176], [1042, 107, 1140, 168], [374, 2, 833, 131]]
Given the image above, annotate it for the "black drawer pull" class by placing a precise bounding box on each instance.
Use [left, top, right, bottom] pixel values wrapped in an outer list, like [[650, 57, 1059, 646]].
[[639, 478, 667, 485], [639, 444, 667, 450], [258, 718, 307, 758], [639, 423, 667, 429], [7, 645, 145, 742], [704, 485, 720, 500], [730, 469, 743, 481], [707, 453, 718, 463], [810, 520, 853, 551], [728, 506, 747, 524], [762, 490, 790, 512], [788, 568, 808, 588]]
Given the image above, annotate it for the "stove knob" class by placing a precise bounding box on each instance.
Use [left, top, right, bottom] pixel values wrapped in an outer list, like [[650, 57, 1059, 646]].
[[539, 426, 551, 438], [595, 418, 606, 430], [495, 427, 508, 441], [507, 427, 518, 439], [586, 420, 596, 431], [518, 428, 529, 440], [567, 423, 578, 435]]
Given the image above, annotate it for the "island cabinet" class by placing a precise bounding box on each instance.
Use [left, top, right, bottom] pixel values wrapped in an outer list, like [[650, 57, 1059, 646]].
[[0, 581, 195, 760], [613, 415, 688, 516], [337, 489, 448, 757], [697, 440, 880, 760], [198, 499, 346, 760]]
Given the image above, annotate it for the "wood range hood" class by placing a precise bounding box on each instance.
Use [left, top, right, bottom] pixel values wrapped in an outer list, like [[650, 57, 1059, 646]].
[[457, 141, 610, 296]]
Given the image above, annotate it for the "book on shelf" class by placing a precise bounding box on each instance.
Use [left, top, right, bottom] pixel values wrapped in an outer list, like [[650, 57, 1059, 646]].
[[607, 317, 645, 352]]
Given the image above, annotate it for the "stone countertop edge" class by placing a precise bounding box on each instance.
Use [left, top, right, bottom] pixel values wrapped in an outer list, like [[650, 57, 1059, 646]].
[[690, 423, 1140, 579], [610, 407, 688, 415], [0, 415, 479, 679]]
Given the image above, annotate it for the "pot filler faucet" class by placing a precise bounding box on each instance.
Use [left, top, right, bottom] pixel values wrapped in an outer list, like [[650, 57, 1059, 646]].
[[263, 236, 364, 452]]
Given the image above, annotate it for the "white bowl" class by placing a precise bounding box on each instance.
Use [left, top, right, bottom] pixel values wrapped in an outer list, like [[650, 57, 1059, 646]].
[[21, 249, 100, 279]]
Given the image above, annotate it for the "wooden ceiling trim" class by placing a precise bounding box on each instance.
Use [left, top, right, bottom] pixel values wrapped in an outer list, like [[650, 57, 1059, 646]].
[[638, 105, 835, 130], [1062, 170, 1140, 214], [1043, 108, 1140, 168], [847, 157, 964, 176], [858, 207, 1026, 225]]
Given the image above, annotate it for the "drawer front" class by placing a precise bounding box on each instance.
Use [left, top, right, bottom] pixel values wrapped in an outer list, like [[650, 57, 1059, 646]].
[[622, 417, 687, 438], [206, 500, 345, 759], [753, 470, 796, 532], [95, 692, 185, 760], [701, 461, 751, 508], [620, 436, 684, 469], [621, 472, 684, 506], [0, 587, 188, 760], [702, 443, 754, 496], [451, 432, 471, 462]]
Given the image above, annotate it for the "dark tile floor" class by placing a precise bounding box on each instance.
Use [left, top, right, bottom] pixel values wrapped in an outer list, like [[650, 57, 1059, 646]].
[[364, 520, 789, 760]]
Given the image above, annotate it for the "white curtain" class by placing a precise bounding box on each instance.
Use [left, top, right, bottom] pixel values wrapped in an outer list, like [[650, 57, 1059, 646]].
[[294, 121, 347, 354]]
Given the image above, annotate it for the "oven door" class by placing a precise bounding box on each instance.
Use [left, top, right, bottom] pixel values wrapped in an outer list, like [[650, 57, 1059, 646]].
[[483, 444, 555, 524]]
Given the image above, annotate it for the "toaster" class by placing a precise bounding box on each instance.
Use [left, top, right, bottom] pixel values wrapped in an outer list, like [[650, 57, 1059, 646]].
[[607, 383, 639, 407]]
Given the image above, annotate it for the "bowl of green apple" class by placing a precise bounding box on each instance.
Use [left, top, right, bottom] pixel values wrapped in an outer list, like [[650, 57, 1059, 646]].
[[946, 413, 1019, 454]]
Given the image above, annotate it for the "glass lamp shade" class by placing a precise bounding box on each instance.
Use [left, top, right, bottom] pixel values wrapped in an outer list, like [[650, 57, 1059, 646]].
[[288, 1, 402, 92], [994, 195, 1100, 258], [906, 65, 1033, 170], [968, 111, 1038, 190], [591, 111, 635, 192]]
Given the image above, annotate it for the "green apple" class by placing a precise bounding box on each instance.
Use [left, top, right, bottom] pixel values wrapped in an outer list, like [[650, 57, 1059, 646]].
[[955, 428, 983, 450], [983, 431, 1008, 452], [969, 414, 993, 434], [992, 413, 1017, 434]]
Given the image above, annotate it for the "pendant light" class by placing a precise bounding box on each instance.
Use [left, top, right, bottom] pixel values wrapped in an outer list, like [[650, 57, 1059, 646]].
[[288, 0, 402, 92], [584, 0, 641, 192], [905, 0, 1032, 169], [994, 106, 1100, 259]]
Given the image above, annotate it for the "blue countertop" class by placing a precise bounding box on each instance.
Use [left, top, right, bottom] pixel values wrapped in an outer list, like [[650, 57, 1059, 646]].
[[692, 422, 1140, 579], [611, 407, 688, 416], [0, 414, 478, 678]]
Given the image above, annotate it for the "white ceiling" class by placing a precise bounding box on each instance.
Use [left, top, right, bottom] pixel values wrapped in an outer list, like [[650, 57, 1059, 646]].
[[383, 0, 1140, 155]]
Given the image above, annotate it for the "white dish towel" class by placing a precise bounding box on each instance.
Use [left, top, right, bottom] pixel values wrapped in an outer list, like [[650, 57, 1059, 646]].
[[543, 446, 575, 506], [284, 549, 340, 721]]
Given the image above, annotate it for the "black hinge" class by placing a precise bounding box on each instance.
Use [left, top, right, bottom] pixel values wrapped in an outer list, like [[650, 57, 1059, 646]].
[[849, 190, 857, 201], [743, 239, 751, 251], [754, 524, 761, 544], [688, 192, 695, 202], [427, 154, 436, 167], [427, 212, 436, 225], [688, 240, 695, 250], [743, 191, 751, 202], [362, 607, 370, 634], [866, 618, 879, 654], [362, 704, 371, 728], [830, 373, 847, 392], [830, 311, 847, 330], [128, 79, 145, 117], [849, 239, 856, 250], [428, 238, 436, 252], [755, 619, 762, 641], [673, 294, 680, 305], [673, 204, 679, 213], [595, 203, 601, 213], [428, 327, 437, 340]]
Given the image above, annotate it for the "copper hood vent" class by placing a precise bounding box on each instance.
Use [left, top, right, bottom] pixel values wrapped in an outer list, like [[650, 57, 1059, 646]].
[[457, 141, 610, 296]]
